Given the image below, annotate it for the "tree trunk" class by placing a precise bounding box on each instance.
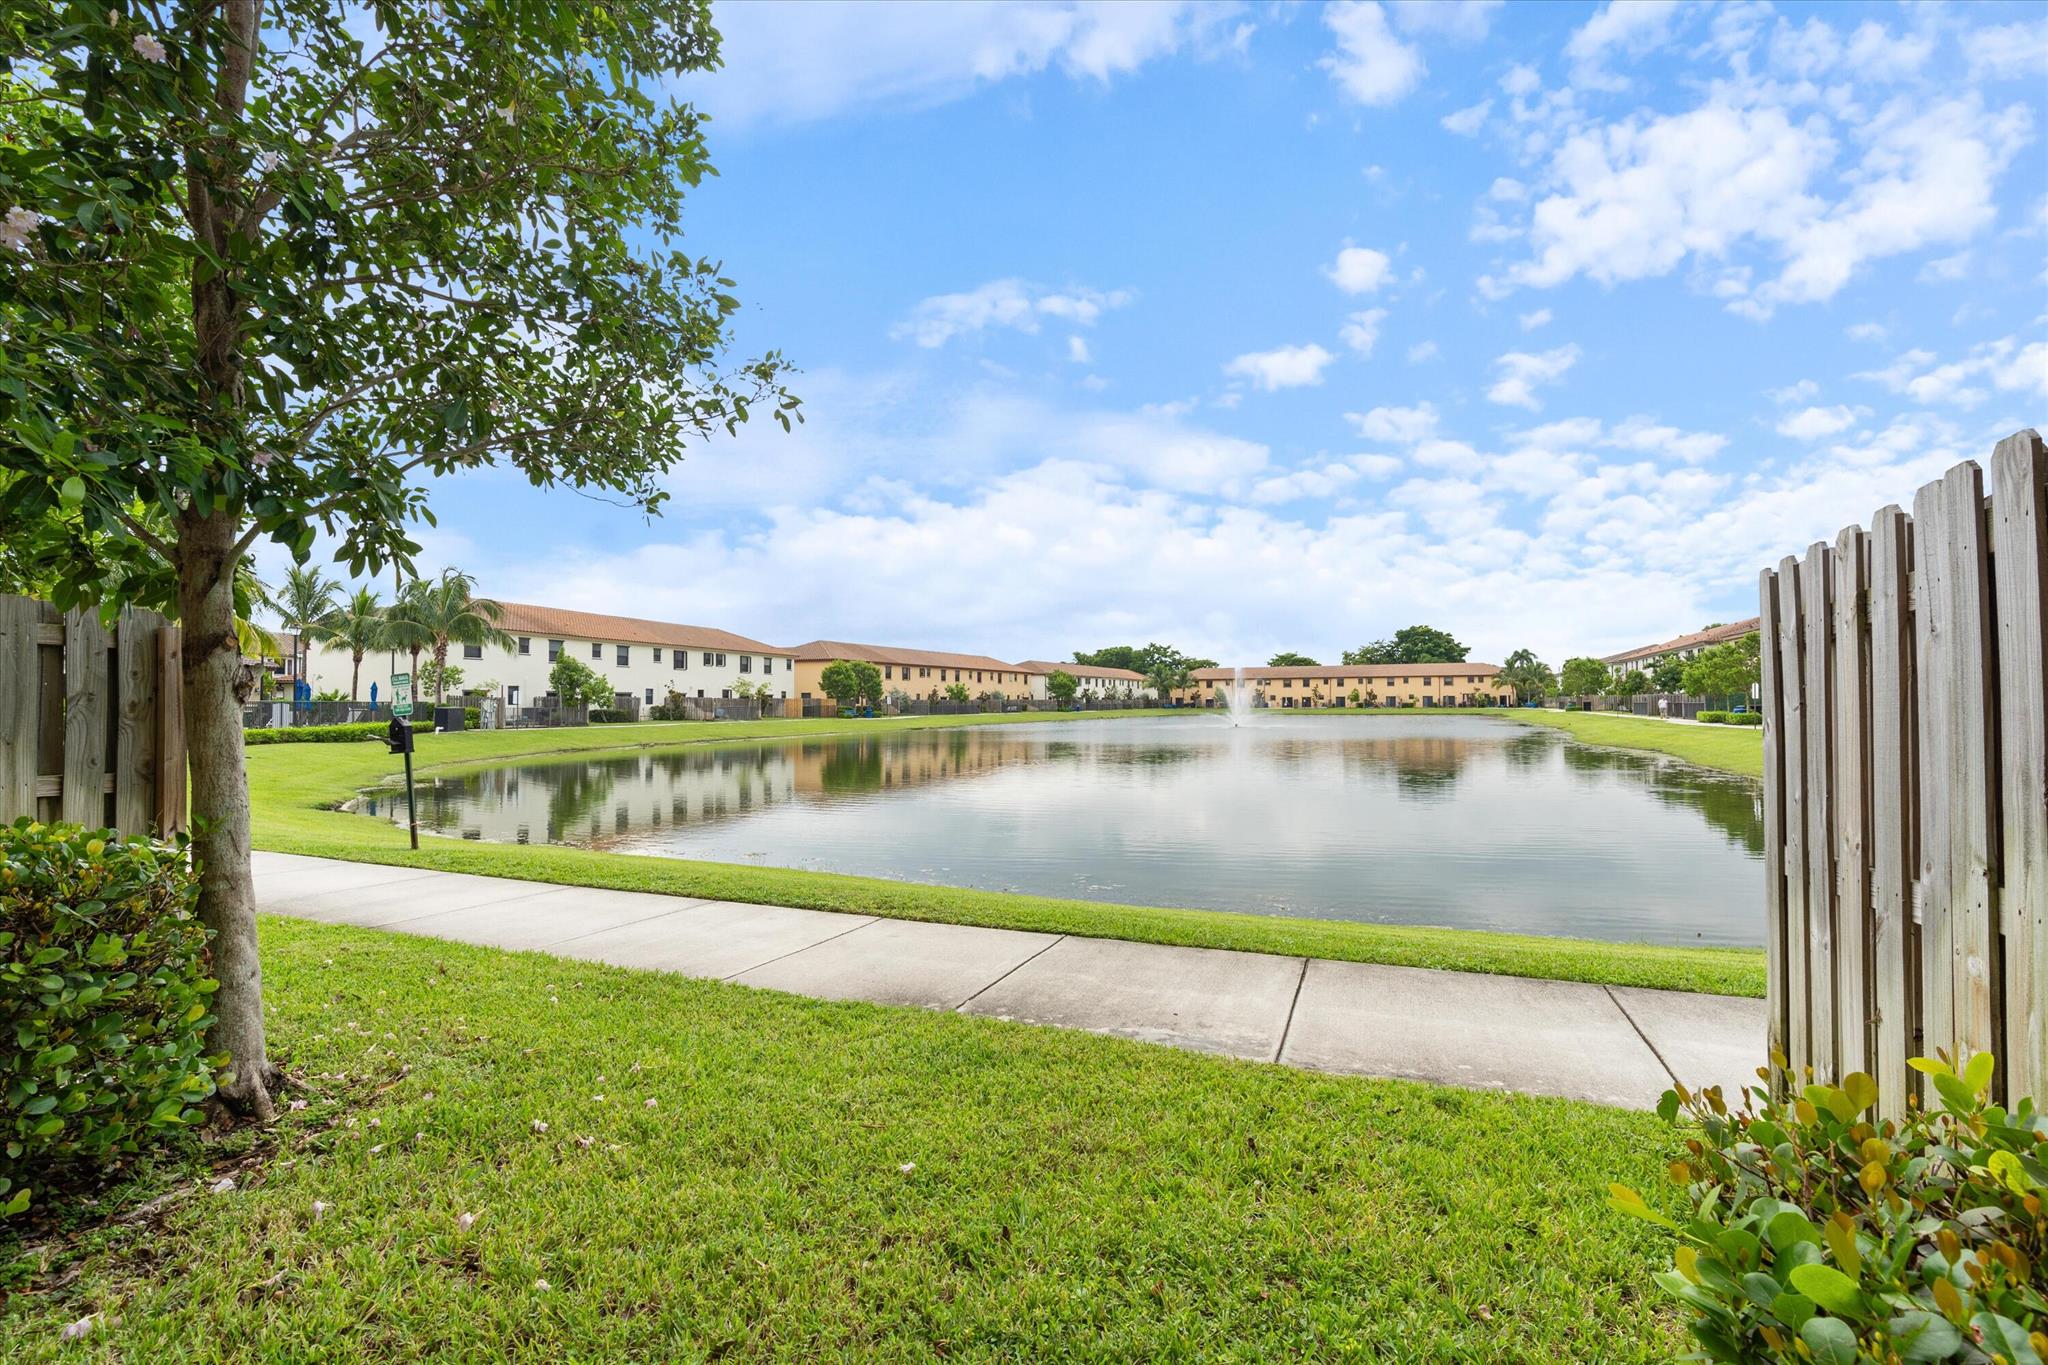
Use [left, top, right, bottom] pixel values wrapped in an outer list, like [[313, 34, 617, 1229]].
[[350, 651, 361, 702], [432, 641, 449, 703], [176, 509, 279, 1120]]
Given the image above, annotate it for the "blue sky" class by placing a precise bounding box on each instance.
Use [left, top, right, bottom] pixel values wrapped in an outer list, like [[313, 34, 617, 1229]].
[[279, 0, 2048, 666]]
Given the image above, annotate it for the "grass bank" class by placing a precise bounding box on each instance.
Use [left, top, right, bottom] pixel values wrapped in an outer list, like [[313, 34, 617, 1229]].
[[245, 711, 1765, 997], [0, 918, 1685, 1362], [1509, 709, 1764, 779]]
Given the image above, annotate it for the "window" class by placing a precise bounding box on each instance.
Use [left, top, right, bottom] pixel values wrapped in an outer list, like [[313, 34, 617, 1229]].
[[548, 639, 563, 660], [591, 642, 602, 660], [764, 657, 774, 675], [616, 645, 630, 666], [673, 652, 687, 670], [742, 656, 754, 674], [463, 643, 482, 660], [653, 647, 662, 662], [882, 663, 892, 680], [644, 688, 654, 705], [721, 688, 731, 699], [518, 637, 531, 656]]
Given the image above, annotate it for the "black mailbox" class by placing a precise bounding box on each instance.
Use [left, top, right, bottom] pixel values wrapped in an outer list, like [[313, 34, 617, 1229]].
[[384, 716, 415, 755]]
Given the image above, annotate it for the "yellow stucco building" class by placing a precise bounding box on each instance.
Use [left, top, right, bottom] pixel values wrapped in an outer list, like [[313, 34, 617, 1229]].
[[1177, 664, 1511, 708]]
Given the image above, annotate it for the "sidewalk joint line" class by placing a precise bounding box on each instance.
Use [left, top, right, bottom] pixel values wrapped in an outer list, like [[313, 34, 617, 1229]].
[[954, 935, 1067, 1012], [719, 916, 880, 982], [1271, 957, 1311, 1064], [362, 882, 576, 930], [538, 897, 718, 951], [1603, 985, 1679, 1088]]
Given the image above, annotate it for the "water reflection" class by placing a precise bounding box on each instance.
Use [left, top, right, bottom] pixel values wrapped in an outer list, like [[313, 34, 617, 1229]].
[[363, 716, 1765, 946]]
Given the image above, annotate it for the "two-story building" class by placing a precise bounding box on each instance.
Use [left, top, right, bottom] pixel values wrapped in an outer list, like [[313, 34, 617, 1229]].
[[1600, 618, 1760, 682], [1013, 660, 1149, 701], [307, 601, 795, 713], [1177, 664, 1511, 708], [788, 641, 1048, 703]]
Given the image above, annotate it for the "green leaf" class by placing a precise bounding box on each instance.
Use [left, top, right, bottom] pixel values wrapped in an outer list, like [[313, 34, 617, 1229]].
[[1905, 1055, 1951, 1077], [1970, 1313, 2042, 1365], [1887, 1311, 1961, 1363], [1767, 1208, 1821, 1252], [59, 475, 85, 508], [1788, 1264, 1865, 1319], [1933, 1071, 1978, 1115], [1840, 1071, 1879, 1114], [1961, 1051, 1995, 1096], [1773, 1291, 1815, 1332], [1799, 1316, 1859, 1365]]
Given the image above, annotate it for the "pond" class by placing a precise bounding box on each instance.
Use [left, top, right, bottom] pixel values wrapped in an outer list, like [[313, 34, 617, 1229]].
[[362, 715, 1765, 947]]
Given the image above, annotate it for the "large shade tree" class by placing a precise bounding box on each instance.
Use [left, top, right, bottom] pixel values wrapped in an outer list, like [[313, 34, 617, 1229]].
[[0, 1, 796, 1117], [1343, 625, 1469, 665]]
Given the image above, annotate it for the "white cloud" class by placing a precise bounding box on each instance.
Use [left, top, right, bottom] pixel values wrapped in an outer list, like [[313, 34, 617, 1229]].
[[1224, 343, 1337, 391], [1405, 340, 1440, 363], [1441, 100, 1490, 136], [1768, 379, 1820, 404], [1487, 93, 2035, 318], [1066, 335, 1092, 364], [1846, 322, 1888, 343], [1564, 0, 1685, 92], [1500, 63, 1541, 97], [1345, 402, 1438, 443], [1326, 245, 1394, 294], [1853, 335, 2048, 409], [1775, 405, 1862, 441], [1486, 344, 1580, 410], [1320, 1, 1425, 108], [1388, 0, 1501, 42], [691, 0, 1251, 127], [1918, 252, 1971, 283], [1338, 308, 1388, 355], [1964, 19, 2048, 82], [1518, 308, 1552, 331], [892, 280, 1133, 348]]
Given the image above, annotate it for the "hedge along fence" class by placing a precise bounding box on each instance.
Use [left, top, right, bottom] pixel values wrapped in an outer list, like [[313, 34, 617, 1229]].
[[1758, 430, 2046, 1114], [0, 596, 187, 836]]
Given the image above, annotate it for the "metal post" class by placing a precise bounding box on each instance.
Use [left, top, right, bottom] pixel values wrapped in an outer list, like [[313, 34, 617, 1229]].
[[403, 740, 419, 850]]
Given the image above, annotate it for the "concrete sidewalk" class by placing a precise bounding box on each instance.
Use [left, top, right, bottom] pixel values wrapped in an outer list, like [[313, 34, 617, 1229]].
[[253, 851, 1765, 1110]]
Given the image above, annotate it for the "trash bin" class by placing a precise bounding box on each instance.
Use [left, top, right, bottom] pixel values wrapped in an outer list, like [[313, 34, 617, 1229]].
[[433, 705, 466, 733]]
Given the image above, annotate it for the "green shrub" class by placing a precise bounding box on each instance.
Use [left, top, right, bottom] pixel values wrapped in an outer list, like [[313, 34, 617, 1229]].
[[1730, 713, 1762, 726], [1612, 1054, 2047, 1364], [1, 820, 217, 1219], [464, 707, 481, 730], [244, 721, 385, 745], [589, 709, 631, 724], [1699, 710, 1733, 724]]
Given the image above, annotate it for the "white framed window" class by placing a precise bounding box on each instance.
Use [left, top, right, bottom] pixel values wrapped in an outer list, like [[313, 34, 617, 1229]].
[[653, 647, 663, 662], [741, 656, 754, 674], [463, 643, 482, 659], [590, 642, 602, 660], [616, 645, 630, 666], [548, 639, 563, 660], [517, 637, 531, 655]]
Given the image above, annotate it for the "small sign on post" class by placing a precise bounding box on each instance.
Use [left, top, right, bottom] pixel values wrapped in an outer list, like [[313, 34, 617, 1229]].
[[390, 672, 413, 718]]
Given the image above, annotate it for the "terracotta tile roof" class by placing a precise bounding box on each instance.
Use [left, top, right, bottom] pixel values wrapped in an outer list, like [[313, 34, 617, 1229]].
[[789, 640, 1042, 673], [488, 601, 786, 655], [1600, 617, 1760, 666], [1188, 664, 1502, 682], [1014, 660, 1148, 681]]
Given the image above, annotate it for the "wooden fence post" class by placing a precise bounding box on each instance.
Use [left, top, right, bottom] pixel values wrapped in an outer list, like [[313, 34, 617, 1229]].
[[1991, 431, 2046, 1104]]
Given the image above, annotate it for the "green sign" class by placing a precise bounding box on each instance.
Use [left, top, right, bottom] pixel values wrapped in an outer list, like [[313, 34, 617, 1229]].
[[390, 673, 413, 718]]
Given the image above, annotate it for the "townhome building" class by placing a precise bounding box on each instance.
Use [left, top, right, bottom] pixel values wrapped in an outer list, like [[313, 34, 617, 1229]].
[[1013, 660, 1149, 701], [1176, 663, 1511, 708], [306, 601, 795, 712], [1600, 617, 1760, 681], [788, 641, 1049, 702]]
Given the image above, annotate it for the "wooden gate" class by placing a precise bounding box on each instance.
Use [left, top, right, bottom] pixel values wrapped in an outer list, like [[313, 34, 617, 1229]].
[[0, 595, 187, 836], [1758, 430, 2045, 1110]]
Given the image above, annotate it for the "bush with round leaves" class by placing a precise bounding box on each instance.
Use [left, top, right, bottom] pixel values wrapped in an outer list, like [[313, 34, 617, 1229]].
[[1611, 1053, 2046, 1363], [1, 819, 217, 1219]]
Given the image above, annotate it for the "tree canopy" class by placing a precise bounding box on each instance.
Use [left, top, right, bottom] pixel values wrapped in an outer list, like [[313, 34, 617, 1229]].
[[1497, 648, 1555, 702], [1342, 626, 1469, 665], [1558, 657, 1610, 697], [1681, 632, 1762, 701], [1046, 669, 1078, 705], [820, 660, 883, 709], [1266, 651, 1318, 667]]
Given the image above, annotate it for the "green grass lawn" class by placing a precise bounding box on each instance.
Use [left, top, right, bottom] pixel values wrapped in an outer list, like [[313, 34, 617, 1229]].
[[0, 918, 1686, 1362], [1508, 710, 1763, 779], [245, 711, 1765, 998]]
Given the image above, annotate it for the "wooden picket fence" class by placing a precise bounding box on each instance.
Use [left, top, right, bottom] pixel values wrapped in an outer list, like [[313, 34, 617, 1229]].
[[1758, 430, 2045, 1111], [0, 595, 187, 836]]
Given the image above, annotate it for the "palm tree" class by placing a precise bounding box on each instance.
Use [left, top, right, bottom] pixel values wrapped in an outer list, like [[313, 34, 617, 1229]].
[[271, 564, 343, 691], [383, 569, 512, 704], [328, 587, 389, 702]]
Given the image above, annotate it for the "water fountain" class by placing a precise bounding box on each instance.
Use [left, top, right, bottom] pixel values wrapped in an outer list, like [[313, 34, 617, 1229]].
[[1222, 666, 1258, 727]]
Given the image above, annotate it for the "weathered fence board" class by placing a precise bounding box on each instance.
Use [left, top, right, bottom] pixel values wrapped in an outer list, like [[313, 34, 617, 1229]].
[[1991, 430, 2047, 1104], [1764, 431, 2046, 1106], [0, 595, 186, 837]]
